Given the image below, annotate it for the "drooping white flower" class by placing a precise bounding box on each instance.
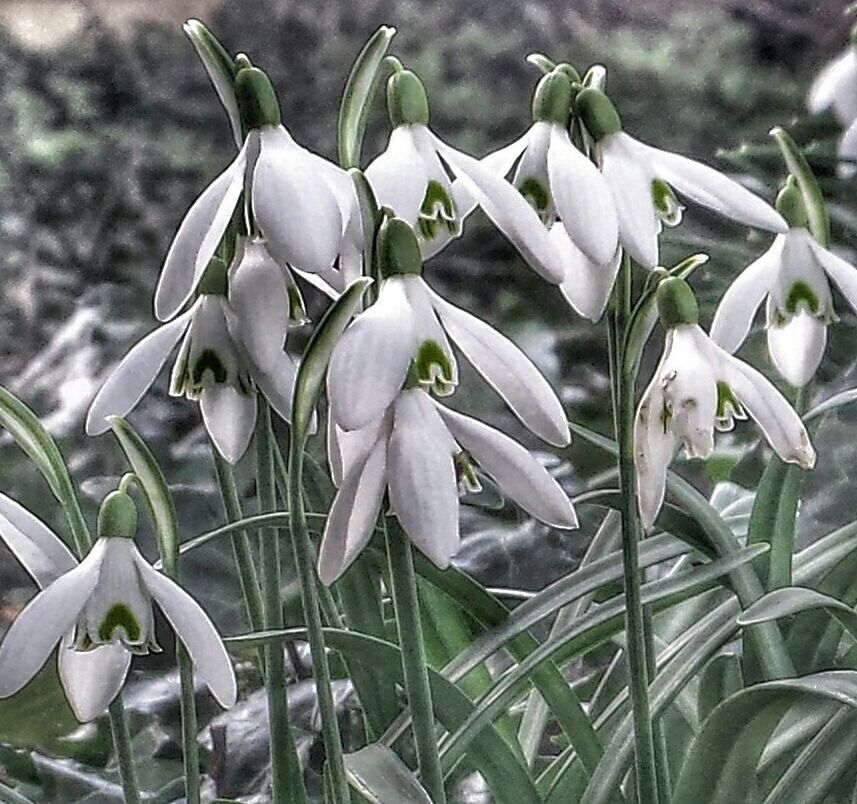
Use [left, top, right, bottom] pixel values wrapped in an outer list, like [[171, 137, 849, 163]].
[[327, 218, 570, 447], [807, 30, 857, 127], [711, 184, 857, 388], [87, 243, 298, 463], [154, 65, 358, 322], [318, 387, 578, 585], [365, 67, 566, 282], [0, 491, 236, 716], [636, 278, 815, 529], [572, 89, 787, 269]]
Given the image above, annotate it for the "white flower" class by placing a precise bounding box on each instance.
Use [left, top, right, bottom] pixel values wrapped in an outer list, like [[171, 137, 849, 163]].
[[635, 323, 815, 529], [836, 118, 857, 179], [807, 42, 857, 127], [318, 388, 578, 584], [87, 241, 299, 463], [327, 271, 570, 447], [575, 89, 787, 269], [0, 495, 236, 717], [712, 227, 857, 388], [154, 66, 358, 322]]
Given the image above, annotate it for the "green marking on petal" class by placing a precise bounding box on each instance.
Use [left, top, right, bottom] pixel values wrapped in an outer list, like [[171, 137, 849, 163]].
[[415, 339, 456, 396], [518, 176, 551, 222], [191, 349, 228, 387], [715, 381, 746, 431], [652, 179, 684, 227], [784, 280, 820, 316], [97, 603, 142, 644], [454, 450, 482, 494], [418, 180, 459, 241], [287, 284, 310, 326]]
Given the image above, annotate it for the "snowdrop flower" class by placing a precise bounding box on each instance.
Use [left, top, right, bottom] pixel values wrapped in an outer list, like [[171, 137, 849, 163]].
[[0, 490, 236, 716], [712, 179, 857, 387], [319, 387, 577, 584], [366, 66, 566, 282], [572, 89, 787, 269], [155, 64, 357, 322], [807, 26, 857, 127], [635, 277, 815, 529], [87, 246, 298, 463], [327, 218, 570, 447]]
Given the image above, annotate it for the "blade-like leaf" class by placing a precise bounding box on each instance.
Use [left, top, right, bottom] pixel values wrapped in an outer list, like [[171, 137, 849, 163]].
[[739, 586, 857, 643], [804, 387, 857, 422], [344, 745, 432, 804]]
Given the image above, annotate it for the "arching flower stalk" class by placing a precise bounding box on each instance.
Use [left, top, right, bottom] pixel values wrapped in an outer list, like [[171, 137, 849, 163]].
[[636, 277, 815, 529]]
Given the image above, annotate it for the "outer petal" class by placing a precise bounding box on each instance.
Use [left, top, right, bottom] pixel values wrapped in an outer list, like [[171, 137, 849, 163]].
[[548, 126, 619, 265], [58, 636, 131, 722], [482, 132, 531, 176], [133, 548, 237, 708], [808, 49, 857, 125], [432, 134, 566, 283], [551, 223, 621, 322], [428, 286, 569, 446], [251, 350, 298, 426], [317, 428, 388, 585], [710, 236, 783, 354], [387, 391, 460, 568], [436, 405, 577, 529], [365, 126, 429, 226], [200, 386, 258, 465], [327, 417, 386, 488], [252, 126, 343, 274], [0, 540, 107, 698], [812, 237, 857, 313], [767, 309, 827, 388], [155, 141, 249, 321], [639, 138, 787, 234], [86, 307, 195, 436], [327, 277, 416, 431], [0, 492, 77, 586]]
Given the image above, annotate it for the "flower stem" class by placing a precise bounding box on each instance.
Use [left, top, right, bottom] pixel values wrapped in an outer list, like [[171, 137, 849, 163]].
[[384, 516, 447, 804], [107, 698, 141, 804], [256, 403, 307, 804], [177, 644, 201, 804], [284, 409, 350, 802]]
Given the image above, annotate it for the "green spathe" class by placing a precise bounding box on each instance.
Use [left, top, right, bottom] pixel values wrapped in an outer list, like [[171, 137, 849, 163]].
[[532, 68, 573, 126], [656, 276, 699, 328], [235, 66, 282, 129], [576, 88, 622, 140], [776, 177, 809, 229], [378, 217, 423, 277], [387, 69, 429, 127], [98, 490, 138, 541]]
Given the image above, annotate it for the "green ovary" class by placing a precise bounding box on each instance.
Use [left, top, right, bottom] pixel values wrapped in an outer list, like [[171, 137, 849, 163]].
[[97, 603, 142, 644]]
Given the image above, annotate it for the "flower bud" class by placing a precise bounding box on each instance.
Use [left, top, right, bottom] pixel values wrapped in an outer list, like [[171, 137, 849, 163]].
[[532, 68, 573, 126], [197, 257, 229, 295], [377, 217, 423, 277], [98, 490, 138, 541], [575, 88, 622, 140], [386, 69, 430, 127], [235, 66, 281, 129], [656, 276, 699, 328], [775, 176, 808, 229]]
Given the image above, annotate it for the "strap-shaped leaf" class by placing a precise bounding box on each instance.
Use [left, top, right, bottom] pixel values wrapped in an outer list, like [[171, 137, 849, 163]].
[[344, 745, 432, 804], [738, 586, 857, 642]]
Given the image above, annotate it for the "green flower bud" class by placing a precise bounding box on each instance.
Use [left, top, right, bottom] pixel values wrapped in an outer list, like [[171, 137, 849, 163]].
[[775, 176, 808, 229], [575, 88, 622, 141], [387, 69, 430, 127], [235, 66, 281, 129], [197, 257, 229, 296], [377, 217, 423, 277], [532, 68, 573, 126], [98, 490, 138, 541], [656, 276, 699, 328]]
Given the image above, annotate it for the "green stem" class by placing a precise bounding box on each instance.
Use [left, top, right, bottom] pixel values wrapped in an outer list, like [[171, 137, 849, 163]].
[[107, 699, 141, 804], [285, 411, 350, 802], [177, 644, 201, 804], [257, 403, 306, 804], [385, 516, 447, 804]]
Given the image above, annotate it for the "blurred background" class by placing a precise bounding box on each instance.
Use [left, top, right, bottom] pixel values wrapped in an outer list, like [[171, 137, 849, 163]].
[[0, 0, 856, 800]]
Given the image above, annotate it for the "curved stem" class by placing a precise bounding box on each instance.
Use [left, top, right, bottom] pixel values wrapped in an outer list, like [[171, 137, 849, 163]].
[[177, 645, 201, 804]]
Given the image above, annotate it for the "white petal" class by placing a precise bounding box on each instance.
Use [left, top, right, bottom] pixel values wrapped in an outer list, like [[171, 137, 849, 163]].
[[200, 386, 258, 465], [327, 417, 386, 488], [155, 141, 249, 322], [808, 49, 857, 125], [387, 391, 460, 568], [599, 133, 660, 268], [552, 223, 621, 322], [228, 239, 289, 372], [428, 286, 569, 446], [811, 236, 857, 313], [767, 310, 827, 388], [318, 428, 388, 585], [0, 492, 77, 586], [58, 636, 131, 722], [432, 134, 566, 283], [365, 126, 429, 226], [482, 132, 531, 175], [252, 127, 343, 274], [710, 236, 783, 354], [838, 120, 857, 179], [86, 308, 195, 436], [327, 277, 416, 431], [134, 548, 237, 708], [0, 540, 106, 698], [640, 138, 787, 234], [437, 405, 577, 529], [251, 350, 297, 426], [548, 126, 619, 265]]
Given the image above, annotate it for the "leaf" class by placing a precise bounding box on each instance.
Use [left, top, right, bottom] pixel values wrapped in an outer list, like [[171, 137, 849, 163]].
[[344, 744, 432, 804], [337, 26, 396, 169], [804, 387, 857, 422], [292, 277, 372, 445], [350, 168, 382, 292], [0, 782, 37, 804]]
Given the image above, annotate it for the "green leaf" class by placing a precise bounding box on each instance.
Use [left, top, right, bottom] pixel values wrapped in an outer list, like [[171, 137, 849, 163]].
[[804, 387, 857, 422], [292, 277, 372, 445], [350, 168, 382, 295], [0, 781, 37, 804], [338, 26, 396, 168], [344, 745, 432, 804]]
